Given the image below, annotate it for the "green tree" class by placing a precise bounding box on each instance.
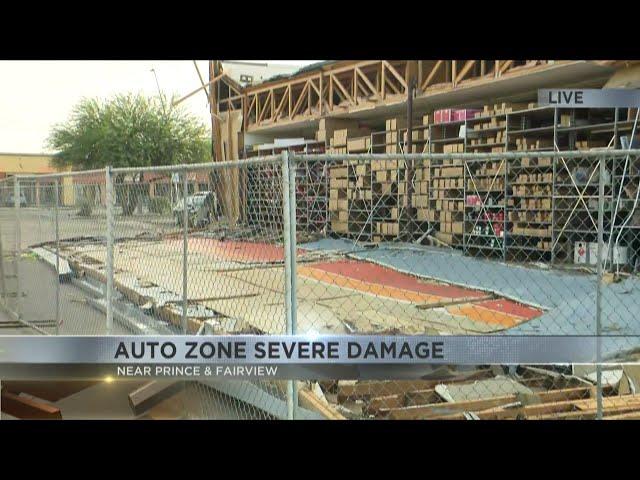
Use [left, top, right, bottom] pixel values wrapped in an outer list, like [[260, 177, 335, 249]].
[[48, 93, 211, 214]]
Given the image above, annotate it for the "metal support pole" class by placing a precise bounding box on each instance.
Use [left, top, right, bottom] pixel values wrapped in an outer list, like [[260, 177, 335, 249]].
[[596, 157, 605, 420], [182, 172, 189, 335], [54, 180, 60, 335], [288, 151, 299, 417], [282, 151, 297, 420], [288, 154, 298, 338], [14, 178, 21, 318], [105, 167, 114, 334], [406, 79, 416, 238]]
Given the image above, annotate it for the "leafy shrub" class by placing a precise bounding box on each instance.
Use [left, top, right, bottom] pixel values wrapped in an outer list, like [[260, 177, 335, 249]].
[[148, 197, 171, 214]]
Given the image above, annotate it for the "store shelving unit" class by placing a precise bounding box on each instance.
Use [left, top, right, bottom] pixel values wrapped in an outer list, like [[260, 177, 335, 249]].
[[244, 140, 327, 235], [244, 103, 640, 267]]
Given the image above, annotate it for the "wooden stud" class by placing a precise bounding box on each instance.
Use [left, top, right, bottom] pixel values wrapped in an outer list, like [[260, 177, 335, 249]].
[[382, 61, 408, 91], [356, 67, 379, 99], [500, 60, 514, 75], [421, 60, 443, 90], [128, 381, 184, 417], [386, 386, 598, 420], [456, 60, 476, 84], [452, 60, 457, 87], [331, 73, 354, 105]]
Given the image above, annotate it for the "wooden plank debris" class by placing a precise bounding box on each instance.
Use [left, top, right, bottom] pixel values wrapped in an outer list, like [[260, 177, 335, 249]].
[[128, 381, 185, 417], [1, 389, 62, 419]]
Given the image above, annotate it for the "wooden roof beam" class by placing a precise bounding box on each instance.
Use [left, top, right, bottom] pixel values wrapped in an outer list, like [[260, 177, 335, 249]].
[[383, 61, 407, 91], [290, 81, 310, 118], [421, 60, 443, 91], [456, 60, 476, 84], [330, 73, 355, 105], [356, 67, 379, 99]]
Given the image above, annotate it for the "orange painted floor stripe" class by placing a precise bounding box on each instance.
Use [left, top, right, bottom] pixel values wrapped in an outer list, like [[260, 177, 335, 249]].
[[446, 304, 527, 327], [306, 260, 487, 299]]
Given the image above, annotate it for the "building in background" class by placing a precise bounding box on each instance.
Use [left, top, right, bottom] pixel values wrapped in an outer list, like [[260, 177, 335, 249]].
[[0, 152, 59, 178], [0, 152, 71, 206]]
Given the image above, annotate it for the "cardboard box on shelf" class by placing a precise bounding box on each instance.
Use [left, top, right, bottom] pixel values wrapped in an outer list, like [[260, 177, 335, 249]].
[[331, 166, 349, 178], [451, 222, 465, 234], [331, 220, 348, 233], [347, 136, 370, 152], [386, 117, 408, 131], [404, 129, 423, 143]]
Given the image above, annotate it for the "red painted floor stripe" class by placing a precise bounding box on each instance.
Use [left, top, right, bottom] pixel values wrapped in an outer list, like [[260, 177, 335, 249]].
[[473, 299, 541, 320], [307, 259, 487, 299]]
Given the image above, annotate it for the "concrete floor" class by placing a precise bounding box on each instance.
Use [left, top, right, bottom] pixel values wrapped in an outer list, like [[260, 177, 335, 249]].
[[68, 238, 523, 335], [0, 258, 129, 335], [0, 208, 283, 419]]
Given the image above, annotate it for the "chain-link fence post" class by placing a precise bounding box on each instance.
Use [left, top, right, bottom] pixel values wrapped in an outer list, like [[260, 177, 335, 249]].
[[596, 155, 605, 420], [288, 151, 299, 419], [182, 170, 189, 335], [13, 177, 21, 320], [282, 150, 298, 420], [54, 179, 60, 335], [105, 166, 114, 334]]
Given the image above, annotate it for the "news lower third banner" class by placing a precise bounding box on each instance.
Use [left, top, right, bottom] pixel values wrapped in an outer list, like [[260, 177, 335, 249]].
[[0, 335, 633, 380]]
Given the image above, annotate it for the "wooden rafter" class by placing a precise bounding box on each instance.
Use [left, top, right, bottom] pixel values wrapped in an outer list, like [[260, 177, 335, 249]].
[[290, 81, 310, 118], [257, 90, 273, 124], [421, 60, 443, 90], [356, 67, 379, 99], [455, 60, 476, 84], [382, 61, 407, 91], [273, 86, 289, 120], [330, 73, 354, 105], [500, 60, 514, 75], [309, 77, 321, 97], [385, 73, 401, 95], [232, 60, 584, 131], [247, 94, 256, 121]]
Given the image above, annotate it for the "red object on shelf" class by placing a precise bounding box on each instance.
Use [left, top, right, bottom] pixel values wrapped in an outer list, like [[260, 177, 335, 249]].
[[453, 109, 481, 121], [466, 194, 481, 206], [434, 109, 454, 124]]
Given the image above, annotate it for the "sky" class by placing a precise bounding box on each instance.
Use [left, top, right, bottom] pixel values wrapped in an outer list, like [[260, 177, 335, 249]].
[[0, 60, 316, 154]]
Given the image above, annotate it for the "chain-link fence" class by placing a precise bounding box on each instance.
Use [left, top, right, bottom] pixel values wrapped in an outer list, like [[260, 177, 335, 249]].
[[3, 149, 640, 420]]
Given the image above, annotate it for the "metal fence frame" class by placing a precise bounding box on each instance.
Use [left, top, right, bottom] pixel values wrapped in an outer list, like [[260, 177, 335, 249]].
[[3, 148, 640, 419]]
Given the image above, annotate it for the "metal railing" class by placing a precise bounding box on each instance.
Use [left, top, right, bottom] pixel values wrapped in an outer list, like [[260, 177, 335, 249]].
[[2, 149, 640, 420]]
